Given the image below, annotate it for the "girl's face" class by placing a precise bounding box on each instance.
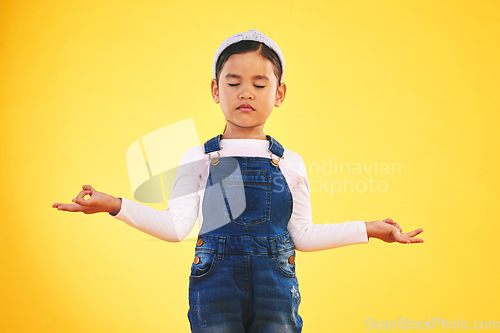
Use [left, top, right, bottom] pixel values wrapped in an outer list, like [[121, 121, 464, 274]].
[[211, 50, 286, 138]]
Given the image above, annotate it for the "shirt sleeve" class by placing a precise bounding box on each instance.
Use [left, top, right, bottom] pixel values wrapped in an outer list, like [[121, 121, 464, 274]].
[[109, 149, 203, 242], [287, 157, 369, 252]]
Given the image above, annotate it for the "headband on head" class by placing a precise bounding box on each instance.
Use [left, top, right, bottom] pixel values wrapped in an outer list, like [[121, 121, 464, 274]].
[[213, 29, 285, 82]]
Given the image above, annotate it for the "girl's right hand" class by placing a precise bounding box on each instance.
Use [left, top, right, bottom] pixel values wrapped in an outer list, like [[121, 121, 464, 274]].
[[52, 185, 122, 215]]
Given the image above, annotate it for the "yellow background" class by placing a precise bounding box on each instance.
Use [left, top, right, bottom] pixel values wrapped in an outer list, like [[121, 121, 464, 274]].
[[1, 0, 499, 332]]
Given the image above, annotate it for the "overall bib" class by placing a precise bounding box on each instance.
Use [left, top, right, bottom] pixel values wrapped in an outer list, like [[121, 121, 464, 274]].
[[187, 134, 303, 333]]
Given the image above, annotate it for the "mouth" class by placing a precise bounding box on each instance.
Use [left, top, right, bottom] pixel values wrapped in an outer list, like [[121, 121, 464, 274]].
[[237, 104, 255, 112]]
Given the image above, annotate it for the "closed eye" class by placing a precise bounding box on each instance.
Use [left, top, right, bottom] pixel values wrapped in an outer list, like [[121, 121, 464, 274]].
[[228, 84, 266, 88]]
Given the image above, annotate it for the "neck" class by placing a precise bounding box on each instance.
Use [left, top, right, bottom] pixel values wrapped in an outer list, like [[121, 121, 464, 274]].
[[222, 125, 267, 140]]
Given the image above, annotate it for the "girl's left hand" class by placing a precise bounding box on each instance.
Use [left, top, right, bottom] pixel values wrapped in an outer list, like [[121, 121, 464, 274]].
[[365, 218, 424, 244]]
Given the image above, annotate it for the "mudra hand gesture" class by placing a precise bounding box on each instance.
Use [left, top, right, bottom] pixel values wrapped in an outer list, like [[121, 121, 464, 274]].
[[365, 218, 424, 244], [52, 185, 122, 216]]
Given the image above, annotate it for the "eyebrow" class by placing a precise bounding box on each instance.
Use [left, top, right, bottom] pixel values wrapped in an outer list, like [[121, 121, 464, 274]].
[[225, 74, 270, 81]]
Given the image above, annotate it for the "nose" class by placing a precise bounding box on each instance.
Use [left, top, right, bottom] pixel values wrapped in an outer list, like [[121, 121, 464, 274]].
[[239, 85, 254, 100]]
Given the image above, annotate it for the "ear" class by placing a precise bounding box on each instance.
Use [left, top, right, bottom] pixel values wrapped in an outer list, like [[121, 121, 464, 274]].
[[211, 79, 220, 104], [274, 82, 287, 107]]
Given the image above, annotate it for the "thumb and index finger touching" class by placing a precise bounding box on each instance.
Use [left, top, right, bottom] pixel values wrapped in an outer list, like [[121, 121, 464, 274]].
[[73, 185, 96, 205], [382, 218, 402, 233], [52, 184, 96, 211], [382, 218, 424, 244]]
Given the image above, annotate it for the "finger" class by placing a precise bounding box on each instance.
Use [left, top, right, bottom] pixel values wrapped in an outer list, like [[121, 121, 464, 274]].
[[392, 222, 402, 233], [82, 185, 95, 193], [404, 228, 424, 238], [400, 232, 424, 243], [72, 197, 90, 206], [75, 189, 91, 200], [392, 231, 411, 244], [383, 218, 402, 233], [79, 185, 95, 198], [408, 237, 424, 243], [55, 203, 86, 212]]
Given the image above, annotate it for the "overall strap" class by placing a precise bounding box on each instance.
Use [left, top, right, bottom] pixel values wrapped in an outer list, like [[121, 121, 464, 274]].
[[203, 133, 285, 158], [204, 134, 223, 153], [266, 135, 284, 158]]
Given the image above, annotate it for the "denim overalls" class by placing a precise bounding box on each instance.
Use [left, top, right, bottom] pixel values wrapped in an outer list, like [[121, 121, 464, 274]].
[[187, 134, 303, 333]]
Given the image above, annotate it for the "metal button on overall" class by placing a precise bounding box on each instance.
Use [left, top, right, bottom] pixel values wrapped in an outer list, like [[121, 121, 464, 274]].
[[187, 134, 303, 333]]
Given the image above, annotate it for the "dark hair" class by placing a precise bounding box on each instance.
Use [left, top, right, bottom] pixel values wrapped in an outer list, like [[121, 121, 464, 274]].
[[215, 40, 283, 89]]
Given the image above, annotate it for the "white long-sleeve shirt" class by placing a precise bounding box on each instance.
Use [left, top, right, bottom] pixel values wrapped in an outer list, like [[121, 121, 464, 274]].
[[111, 138, 369, 251]]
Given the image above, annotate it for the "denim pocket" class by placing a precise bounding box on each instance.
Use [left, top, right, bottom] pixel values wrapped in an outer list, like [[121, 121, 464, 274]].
[[274, 247, 297, 278], [221, 171, 271, 226], [189, 250, 218, 280]]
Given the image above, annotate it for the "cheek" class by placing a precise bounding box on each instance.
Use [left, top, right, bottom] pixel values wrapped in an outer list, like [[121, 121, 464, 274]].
[[219, 87, 233, 100], [218, 92, 233, 110], [265, 91, 277, 102]]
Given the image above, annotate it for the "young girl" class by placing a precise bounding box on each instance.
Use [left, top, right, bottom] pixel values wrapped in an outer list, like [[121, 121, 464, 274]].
[[53, 29, 424, 332]]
